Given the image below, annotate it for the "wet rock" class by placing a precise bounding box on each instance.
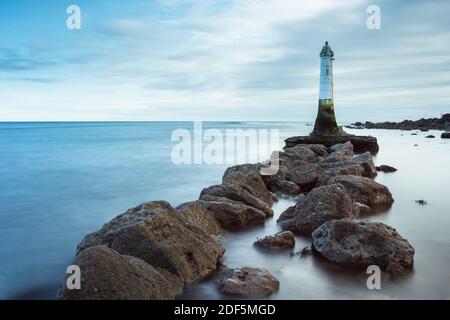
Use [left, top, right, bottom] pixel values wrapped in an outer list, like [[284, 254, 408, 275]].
[[352, 152, 377, 178], [376, 165, 398, 173], [386, 261, 409, 276], [218, 267, 279, 297], [176, 201, 221, 236], [277, 184, 359, 236], [285, 135, 379, 154], [312, 219, 415, 270], [59, 245, 178, 300], [254, 231, 295, 250], [77, 201, 224, 285], [200, 195, 269, 230], [425, 135, 435, 138], [325, 175, 394, 210], [441, 132, 450, 139], [271, 180, 302, 195], [200, 183, 273, 216], [285, 163, 323, 192]]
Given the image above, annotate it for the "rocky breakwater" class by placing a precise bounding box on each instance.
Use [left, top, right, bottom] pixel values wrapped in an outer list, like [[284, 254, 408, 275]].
[[348, 113, 450, 132], [60, 138, 414, 299], [272, 140, 413, 272]]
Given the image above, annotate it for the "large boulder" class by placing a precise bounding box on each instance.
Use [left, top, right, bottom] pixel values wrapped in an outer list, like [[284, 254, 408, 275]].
[[352, 152, 377, 178], [254, 231, 295, 250], [176, 201, 221, 236], [218, 267, 279, 297], [323, 141, 354, 163], [318, 162, 365, 185], [277, 184, 359, 235], [283, 145, 318, 162], [326, 175, 394, 210], [222, 164, 276, 206], [285, 163, 323, 192], [59, 245, 178, 300], [312, 219, 415, 269], [77, 201, 224, 285], [199, 183, 273, 216], [441, 132, 450, 139], [200, 195, 269, 230]]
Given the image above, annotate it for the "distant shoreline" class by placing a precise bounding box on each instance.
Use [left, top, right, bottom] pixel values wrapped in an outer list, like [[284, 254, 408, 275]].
[[347, 114, 450, 131]]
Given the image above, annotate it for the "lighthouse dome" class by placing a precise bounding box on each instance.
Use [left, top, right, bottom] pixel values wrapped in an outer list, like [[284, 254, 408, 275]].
[[320, 41, 334, 57]]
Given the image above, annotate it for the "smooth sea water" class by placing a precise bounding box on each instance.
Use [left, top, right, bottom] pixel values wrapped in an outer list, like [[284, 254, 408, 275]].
[[0, 122, 449, 299]]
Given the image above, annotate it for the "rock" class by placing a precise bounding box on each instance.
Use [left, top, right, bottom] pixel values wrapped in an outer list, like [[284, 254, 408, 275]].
[[312, 219, 415, 269], [277, 183, 359, 236], [325, 175, 394, 210], [425, 135, 435, 138], [283, 145, 318, 162], [176, 201, 221, 236], [222, 165, 276, 207], [353, 114, 450, 131], [352, 152, 377, 178], [285, 135, 379, 154], [299, 246, 313, 257], [307, 144, 329, 157], [323, 142, 354, 163], [200, 183, 273, 216], [441, 132, 450, 139], [356, 202, 371, 215], [77, 201, 224, 285], [285, 163, 322, 192], [254, 231, 295, 250], [376, 165, 397, 173], [200, 195, 269, 230], [415, 200, 428, 206], [271, 180, 302, 195], [59, 245, 178, 300], [218, 267, 279, 297], [317, 163, 365, 185], [386, 261, 409, 276]]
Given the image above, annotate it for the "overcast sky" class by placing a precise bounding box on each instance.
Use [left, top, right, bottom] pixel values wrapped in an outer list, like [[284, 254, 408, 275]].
[[0, 0, 449, 121]]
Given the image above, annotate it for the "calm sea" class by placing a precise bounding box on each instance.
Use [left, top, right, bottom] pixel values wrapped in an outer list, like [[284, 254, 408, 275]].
[[0, 122, 449, 299]]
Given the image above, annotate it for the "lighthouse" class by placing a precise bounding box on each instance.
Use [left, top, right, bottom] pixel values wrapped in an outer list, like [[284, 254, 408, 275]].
[[312, 41, 340, 136]]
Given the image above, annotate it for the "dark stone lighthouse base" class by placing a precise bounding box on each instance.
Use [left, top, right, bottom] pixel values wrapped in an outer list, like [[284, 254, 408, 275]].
[[285, 134, 379, 154]]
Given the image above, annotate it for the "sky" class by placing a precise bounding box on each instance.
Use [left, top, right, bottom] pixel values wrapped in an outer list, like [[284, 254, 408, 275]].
[[0, 0, 449, 121]]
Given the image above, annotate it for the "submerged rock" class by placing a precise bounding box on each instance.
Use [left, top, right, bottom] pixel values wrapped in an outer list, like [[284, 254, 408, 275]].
[[218, 267, 279, 297], [312, 219, 415, 269], [254, 231, 295, 250], [77, 201, 224, 285], [325, 175, 394, 210], [278, 183, 359, 235], [425, 135, 435, 138], [59, 245, 178, 300], [376, 165, 398, 173]]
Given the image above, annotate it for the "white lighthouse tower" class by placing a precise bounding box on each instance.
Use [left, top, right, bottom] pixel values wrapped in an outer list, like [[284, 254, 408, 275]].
[[312, 41, 340, 136]]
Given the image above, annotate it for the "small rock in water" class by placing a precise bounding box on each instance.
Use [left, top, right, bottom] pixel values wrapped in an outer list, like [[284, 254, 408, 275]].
[[415, 200, 428, 206], [300, 246, 313, 257], [376, 165, 398, 173], [254, 231, 295, 250], [441, 132, 450, 139], [218, 267, 280, 297], [414, 144, 418, 146], [411, 133, 418, 135], [425, 135, 435, 138]]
